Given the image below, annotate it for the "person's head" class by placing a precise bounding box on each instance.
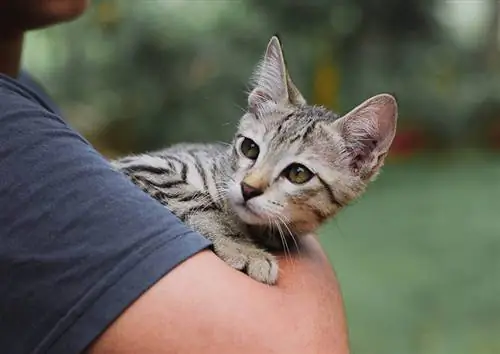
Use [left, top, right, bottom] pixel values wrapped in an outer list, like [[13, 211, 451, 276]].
[[0, 0, 89, 34]]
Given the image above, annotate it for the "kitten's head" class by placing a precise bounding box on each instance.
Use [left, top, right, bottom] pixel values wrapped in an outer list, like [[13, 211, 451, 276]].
[[227, 36, 398, 235]]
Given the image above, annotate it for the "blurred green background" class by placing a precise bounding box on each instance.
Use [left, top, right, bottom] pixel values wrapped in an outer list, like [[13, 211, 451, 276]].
[[22, 1, 500, 353]]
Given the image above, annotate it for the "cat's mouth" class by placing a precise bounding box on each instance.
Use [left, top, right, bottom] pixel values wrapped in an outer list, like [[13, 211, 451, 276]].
[[232, 201, 268, 225]]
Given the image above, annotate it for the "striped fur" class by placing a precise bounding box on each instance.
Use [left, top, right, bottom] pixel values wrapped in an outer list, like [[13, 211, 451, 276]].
[[112, 36, 398, 285]]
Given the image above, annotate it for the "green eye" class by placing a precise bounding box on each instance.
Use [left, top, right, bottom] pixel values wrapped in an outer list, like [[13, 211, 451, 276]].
[[240, 137, 260, 160], [283, 163, 314, 184]]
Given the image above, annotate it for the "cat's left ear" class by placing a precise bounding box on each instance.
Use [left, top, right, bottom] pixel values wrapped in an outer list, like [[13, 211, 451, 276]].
[[334, 93, 398, 178], [248, 36, 306, 111]]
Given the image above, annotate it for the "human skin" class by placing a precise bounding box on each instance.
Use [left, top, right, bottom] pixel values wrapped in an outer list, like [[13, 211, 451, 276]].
[[88, 235, 349, 354], [0, 2, 350, 353]]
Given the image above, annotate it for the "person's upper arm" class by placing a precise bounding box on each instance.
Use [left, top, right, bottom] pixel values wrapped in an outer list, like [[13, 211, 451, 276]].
[[88, 235, 350, 354], [0, 77, 211, 354]]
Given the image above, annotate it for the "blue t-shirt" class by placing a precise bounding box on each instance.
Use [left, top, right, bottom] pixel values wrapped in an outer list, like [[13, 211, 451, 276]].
[[0, 72, 212, 354]]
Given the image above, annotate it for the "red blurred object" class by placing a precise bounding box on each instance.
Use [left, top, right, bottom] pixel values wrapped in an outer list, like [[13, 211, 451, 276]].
[[390, 128, 426, 157], [488, 121, 500, 149]]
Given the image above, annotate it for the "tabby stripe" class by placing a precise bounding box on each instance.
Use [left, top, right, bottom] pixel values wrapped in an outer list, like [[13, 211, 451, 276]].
[[116, 157, 135, 164], [289, 134, 302, 144], [304, 123, 316, 138], [210, 163, 218, 182], [178, 203, 221, 221], [159, 155, 188, 177], [297, 121, 329, 154], [192, 156, 209, 190], [160, 156, 188, 182], [276, 113, 294, 135], [147, 189, 210, 206], [124, 165, 172, 175], [177, 192, 211, 203], [130, 171, 187, 190], [231, 145, 239, 162], [317, 175, 343, 207], [209, 163, 223, 195], [304, 116, 334, 141], [156, 180, 187, 189], [151, 188, 193, 200], [302, 118, 326, 141], [149, 190, 171, 206], [132, 170, 187, 189], [164, 160, 176, 170]]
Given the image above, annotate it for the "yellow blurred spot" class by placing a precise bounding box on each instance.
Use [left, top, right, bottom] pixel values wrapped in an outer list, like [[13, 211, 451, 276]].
[[313, 49, 339, 110], [96, 0, 120, 27]]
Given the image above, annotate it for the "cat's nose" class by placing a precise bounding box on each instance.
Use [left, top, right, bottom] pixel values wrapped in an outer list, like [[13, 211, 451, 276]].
[[240, 182, 263, 202]]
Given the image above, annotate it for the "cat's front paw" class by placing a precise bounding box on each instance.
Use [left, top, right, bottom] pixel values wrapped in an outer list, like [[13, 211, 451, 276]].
[[215, 243, 279, 285], [245, 249, 279, 285]]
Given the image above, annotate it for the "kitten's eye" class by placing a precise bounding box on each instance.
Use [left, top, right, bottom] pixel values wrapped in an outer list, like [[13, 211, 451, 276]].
[[240, 138, 260, 160], [283, 163, 314, 184]]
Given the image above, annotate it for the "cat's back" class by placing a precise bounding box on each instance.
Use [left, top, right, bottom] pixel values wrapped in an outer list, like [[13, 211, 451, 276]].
[[153, 142, 229, 175], [111, 141, 229, 223], [155, 142, 228, 161]]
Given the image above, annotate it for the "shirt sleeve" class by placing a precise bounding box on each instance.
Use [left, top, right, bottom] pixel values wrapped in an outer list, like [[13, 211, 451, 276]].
[[0, 84, 212, 354]]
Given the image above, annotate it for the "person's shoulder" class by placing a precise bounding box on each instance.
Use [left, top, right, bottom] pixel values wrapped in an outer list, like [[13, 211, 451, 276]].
[[17, 70, 62, 114], [0, 72, 60, 115], [0, 71, 215, 353]]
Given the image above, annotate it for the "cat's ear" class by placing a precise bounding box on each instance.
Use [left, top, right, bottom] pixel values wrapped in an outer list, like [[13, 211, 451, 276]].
[[334, 93, 398, 178], [286, 71, 306, 106], [248, 36, 287, 109], [248, 36, 306, 111]]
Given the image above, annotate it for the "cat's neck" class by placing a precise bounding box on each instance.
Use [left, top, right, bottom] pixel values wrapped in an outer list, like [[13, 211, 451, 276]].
[[245, 224, 302, 252]]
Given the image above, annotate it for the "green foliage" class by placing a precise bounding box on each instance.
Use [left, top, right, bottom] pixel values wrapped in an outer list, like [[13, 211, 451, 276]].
[[23, 0, 500, 154], [320, 153, 500, 354]]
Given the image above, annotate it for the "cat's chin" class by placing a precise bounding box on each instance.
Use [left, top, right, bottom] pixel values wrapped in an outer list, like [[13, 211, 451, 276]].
[[230, 201, 268, 226]]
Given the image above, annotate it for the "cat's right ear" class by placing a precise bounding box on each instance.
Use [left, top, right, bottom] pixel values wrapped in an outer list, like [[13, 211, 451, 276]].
[[248, 36, 307, 112], [248, 36, 288, 111]]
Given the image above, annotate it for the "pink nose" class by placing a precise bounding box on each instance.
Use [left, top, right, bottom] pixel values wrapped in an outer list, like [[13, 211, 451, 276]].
[[240, 182, 263, 201]]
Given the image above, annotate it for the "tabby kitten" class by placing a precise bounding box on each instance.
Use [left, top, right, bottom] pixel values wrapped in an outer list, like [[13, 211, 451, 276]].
[[112, 36, 398, 285]]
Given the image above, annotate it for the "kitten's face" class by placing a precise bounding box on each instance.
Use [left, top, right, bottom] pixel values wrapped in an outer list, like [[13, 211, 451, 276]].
[[227, 105, 347, 233], [226, 36, 398, 235]]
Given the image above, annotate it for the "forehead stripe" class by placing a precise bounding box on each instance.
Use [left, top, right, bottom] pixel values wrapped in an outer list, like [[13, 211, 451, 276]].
[[276, 112, 295, 135]]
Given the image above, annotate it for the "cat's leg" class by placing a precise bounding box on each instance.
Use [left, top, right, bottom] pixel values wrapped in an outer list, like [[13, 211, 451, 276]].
[[185, 212, 279, 285]]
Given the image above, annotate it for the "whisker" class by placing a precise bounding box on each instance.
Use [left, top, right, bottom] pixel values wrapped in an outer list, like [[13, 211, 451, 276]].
[[214, 141, 232, 147], [275, 213, 301, 255], [259, 204, 297, 264], [274, 218, 291, 263]]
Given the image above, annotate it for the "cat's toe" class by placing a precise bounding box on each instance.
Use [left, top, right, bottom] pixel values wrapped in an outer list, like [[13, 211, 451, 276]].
[[246, 253, 279, 285], [214, 242, 279, 284], [215, 245, 248, 270]]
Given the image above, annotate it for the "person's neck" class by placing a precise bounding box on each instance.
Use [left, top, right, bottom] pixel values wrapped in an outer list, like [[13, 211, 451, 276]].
[[0, 31, 24, 78]]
